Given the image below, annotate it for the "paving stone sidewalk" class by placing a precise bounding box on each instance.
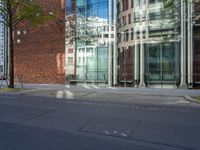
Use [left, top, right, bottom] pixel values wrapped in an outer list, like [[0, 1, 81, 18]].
[[1, 83, 200, 105]]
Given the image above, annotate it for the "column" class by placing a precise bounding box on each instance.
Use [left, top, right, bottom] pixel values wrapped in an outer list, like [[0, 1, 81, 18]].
[[139, 26, 145, 87], [108, 0, 113, 86], [187, 0, 193, 88], [113, 0, 117, 86], [139, 43, 145, 87], [180, 0, 187, 88], [134, 29, 139, 87], [139, 2, 146, 88]]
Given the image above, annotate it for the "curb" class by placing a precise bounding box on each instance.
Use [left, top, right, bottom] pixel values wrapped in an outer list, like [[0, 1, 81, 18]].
[[1, 88, 197, 99]]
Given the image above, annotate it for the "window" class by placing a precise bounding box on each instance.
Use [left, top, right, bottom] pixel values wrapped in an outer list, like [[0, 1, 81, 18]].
[[131, 0, 134, 8], [122, 0, 128, 11], [131, 28, 134, 40], [137, 31, 140, 39], [118, 19, 121, 27], [68, 48, 73, 53], [118, 33, 121, 42], [68, 57, 73, 64], [122, 16, 126, 26], [135, 0, 140, 6], [103, 34, 109, 38], [125, 30, 129, 41], [128, 14, 131, 24], [117, 2, 120, 15], [149, 0, 161, 4], [134, 12, 140, 22], [0, 65, 2, 72]]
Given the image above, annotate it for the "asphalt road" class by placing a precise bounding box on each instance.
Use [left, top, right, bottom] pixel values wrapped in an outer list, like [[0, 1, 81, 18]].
[[0, 93, 200, 150]]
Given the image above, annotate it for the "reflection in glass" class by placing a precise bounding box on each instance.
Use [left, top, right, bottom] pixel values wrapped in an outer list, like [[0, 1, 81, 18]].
[[146, 43, 179, 82], [66, 0, 114, 82]]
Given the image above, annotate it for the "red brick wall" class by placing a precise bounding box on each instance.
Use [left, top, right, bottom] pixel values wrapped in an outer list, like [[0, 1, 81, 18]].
[[14, 0, 65, 84]]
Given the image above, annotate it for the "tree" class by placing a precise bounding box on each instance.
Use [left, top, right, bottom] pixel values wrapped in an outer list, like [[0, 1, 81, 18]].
[[0, 0, 55, 88]]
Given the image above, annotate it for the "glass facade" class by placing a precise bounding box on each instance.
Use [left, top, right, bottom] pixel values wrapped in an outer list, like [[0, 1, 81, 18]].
[[66, 0, 115, 83], [0, 15, 5, 75], [145, 43, 180, 83], [118, 0, 182, 88], [65, 0, 196, 88], [144, 1, 180, 84]]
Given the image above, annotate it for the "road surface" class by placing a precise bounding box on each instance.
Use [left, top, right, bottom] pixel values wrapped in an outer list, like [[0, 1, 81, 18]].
[[0, 93, 200, 150]]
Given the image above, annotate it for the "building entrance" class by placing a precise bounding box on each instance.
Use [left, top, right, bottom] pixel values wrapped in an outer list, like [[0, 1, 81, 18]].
[[145, 43, 180, 87]]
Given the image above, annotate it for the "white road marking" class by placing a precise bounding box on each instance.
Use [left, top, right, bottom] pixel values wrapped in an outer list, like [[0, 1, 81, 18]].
[[104, 130, 110, 135], [92, 85, 100, 89], [64, 90, 74, 99], [108, 87, 117, 90], [56, 91, 64, 99], [121, 133, 128, 137], [83, 85, 92, 89]]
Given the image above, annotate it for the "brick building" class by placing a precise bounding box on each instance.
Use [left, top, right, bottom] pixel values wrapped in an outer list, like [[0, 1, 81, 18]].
[[14, 0, 65, 84]]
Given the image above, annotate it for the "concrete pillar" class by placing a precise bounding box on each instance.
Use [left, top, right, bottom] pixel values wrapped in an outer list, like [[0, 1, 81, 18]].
[[139, 26, 145, 87], [180, 0, 187, 88], [134, 29, 139, 87], [139, 43, 145, 87], [108, 0, 113, 86], [139, 2, 146, 88], [187, 1, 193, 88], [113, 0, 117, 86]]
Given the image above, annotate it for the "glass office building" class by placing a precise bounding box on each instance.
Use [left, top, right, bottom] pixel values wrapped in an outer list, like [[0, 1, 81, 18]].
[[117, 0, 194, 89], [0, 14, 5, 75], [65, 0, 116, 86], [118, 0, 183, 88], [65, 0, 198, 88]]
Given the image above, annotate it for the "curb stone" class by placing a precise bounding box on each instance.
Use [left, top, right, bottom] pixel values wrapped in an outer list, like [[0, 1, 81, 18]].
[[1, 88, 198, 105]]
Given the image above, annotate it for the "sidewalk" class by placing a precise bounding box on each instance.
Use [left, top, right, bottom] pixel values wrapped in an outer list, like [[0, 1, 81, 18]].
[[1, 83, 199, 105], [20, 83, 200, 97]]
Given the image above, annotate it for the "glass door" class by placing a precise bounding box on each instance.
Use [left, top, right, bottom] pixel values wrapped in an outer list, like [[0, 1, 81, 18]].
[[145, 43, 179, 83], [162, 44, 176, 81], [147, 45, 161, 81]]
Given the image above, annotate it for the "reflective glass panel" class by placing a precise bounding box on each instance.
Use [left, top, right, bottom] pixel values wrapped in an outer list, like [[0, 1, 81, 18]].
[[66, 0, 112, 82]]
